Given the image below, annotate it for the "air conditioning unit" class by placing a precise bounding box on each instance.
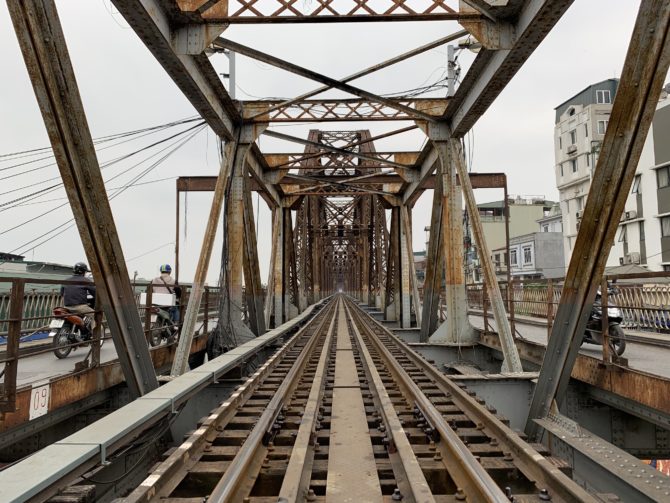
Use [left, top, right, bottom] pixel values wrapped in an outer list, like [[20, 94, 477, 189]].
[[624, 254, 632, 265], [625, 210, 637, 220], [629, 252, 641, 264], [619, 257, 625, 265], [576, 211, 582, 219], [567, 145, 578, 154]]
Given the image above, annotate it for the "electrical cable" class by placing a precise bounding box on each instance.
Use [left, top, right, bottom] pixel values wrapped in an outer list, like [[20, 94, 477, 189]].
[[0, 123, 205, 231], [1, 124, 206, 259], [0, 120, 204, 210]]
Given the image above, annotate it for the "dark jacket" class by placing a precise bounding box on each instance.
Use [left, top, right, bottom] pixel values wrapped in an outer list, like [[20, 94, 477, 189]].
[[61, 274, 96, 306]]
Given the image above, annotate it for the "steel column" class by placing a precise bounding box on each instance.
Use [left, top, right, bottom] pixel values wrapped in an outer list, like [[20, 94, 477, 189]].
[[7, 0, 157, 397], [420, 173, 444, 341], [428, 133, 476, 344], [220, 134, 257, 344], [526, 0, 670, 439], [266, 207, 281, 328], [448, 137, 522, 372], [385, 207, 402, 322], [242, 175, 267, 336], [400, 205, 421, 328], [171, 139, 236, 376]]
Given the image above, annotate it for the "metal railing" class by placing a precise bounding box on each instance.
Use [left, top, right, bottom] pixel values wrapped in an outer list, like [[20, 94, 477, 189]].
[[464, 271, 670, 363], [0, 276, 221, 413], [467, 272, 670, 333]]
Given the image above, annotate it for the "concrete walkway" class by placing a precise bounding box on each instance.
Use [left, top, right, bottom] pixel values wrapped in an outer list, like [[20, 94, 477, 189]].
[[469, 314, 670, 379]]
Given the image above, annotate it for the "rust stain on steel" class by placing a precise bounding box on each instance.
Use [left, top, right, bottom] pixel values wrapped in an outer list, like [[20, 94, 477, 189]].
[[573, 357, 670, 414], [479, 333, 670, 416], [0, 337, 207, 433]]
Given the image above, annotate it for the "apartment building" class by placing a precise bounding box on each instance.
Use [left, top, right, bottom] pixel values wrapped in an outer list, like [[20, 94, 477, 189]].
[[555, 78, 670, 271]]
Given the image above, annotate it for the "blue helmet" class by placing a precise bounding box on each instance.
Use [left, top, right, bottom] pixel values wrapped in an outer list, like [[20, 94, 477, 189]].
[[160, 264, 172, 274]]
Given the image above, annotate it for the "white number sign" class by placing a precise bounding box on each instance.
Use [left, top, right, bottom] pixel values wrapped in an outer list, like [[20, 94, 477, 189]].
[[29, 384, 50, 420]]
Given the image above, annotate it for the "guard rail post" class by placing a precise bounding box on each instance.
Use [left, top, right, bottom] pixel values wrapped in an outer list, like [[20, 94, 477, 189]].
[[1, 279, 24, 412]]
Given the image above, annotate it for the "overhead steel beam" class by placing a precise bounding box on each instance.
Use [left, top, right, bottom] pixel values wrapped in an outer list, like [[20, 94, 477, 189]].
[[244, 31, 467, 121], [179, 0, 474, 23], [214, 37, 440, 122], [7, 0, 158, 398], [113, 0, 237, 140], [526, 0, 670, 440], [263, 130, 412, 170], [445, 0, 574, 137]]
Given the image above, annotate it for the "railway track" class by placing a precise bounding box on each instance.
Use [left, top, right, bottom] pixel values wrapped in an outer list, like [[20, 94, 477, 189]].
[[119, 295, 600, 502]]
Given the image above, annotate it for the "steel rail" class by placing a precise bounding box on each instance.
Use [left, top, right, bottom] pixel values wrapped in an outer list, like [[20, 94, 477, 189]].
[[351, 299, 600, 502], [343, 301, 436, 503], [344, 298, 508, 502], [277, 301, 337, 501], [207, 300, 338, 502], [121, 301, 334, 502]]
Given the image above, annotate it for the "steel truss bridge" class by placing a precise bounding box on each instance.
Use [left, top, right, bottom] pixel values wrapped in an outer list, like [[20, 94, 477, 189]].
[[1, 0, 670, 501]]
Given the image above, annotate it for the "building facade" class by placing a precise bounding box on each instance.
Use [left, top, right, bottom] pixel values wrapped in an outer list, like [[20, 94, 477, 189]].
[[609, 96, 670, 270], [555, 79, 670, 271], [465, 196, 556, 282], [554, 78, 619, 262]]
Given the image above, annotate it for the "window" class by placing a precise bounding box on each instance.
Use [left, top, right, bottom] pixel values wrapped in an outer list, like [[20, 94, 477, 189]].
[[559, 136, 562, 149], [560, 164, 564, 177], [657, 166, 670, 189], [639, 221, 645, 241], [571, 159, 577, 173], [597, 120, 608, 134], [543, 224, 549, 232], [632, 174, 642, 193], [510, 249, 518, 266], [664, 265, 670, 272], [584, 124, 589, 137], [576, 197, 584, 211], [570, 130, 577, 144], [523, 246, 532, 265], [586, 154, 590, 167], [662, 216, 670, 237], [596, 89, 611, 104]]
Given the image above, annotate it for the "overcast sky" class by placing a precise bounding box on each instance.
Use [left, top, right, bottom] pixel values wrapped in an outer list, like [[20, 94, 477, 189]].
[[0, 1, 644, 285]]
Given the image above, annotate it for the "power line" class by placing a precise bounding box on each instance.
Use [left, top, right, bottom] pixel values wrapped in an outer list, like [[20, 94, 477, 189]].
[[2, 124, 206, 258], [0, 120, 205, 210], [127, 241, 175, 262]]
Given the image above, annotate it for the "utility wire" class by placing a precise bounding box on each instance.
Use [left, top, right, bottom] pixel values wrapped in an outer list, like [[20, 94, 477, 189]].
[[2, 124, 206, 258], [0, 121, 204, 210]]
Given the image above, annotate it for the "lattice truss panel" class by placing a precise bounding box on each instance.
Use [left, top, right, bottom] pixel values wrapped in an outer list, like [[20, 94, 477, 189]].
[[185, 0, 461, 20], [247, 99, 448, 122]]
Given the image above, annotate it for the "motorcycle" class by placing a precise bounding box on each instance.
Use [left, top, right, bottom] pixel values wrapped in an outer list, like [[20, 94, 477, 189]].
[[148, 305, 178, 347], [49, 307, 95, 359], [581, 285, 626, 356]]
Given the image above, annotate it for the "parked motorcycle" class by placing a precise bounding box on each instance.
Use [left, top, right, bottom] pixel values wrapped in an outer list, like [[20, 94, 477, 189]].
[[581, 285, 626, 356], [49, 307, 95, 359], [148, 305, 178, 347]]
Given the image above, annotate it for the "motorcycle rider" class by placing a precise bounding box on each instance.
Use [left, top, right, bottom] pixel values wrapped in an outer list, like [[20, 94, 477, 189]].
[[151, 264, 181, 322], [60, 262, 96, 334]]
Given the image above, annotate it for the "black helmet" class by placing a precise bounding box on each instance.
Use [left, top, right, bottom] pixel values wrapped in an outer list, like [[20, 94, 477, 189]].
[[73, 262, 89, 275]]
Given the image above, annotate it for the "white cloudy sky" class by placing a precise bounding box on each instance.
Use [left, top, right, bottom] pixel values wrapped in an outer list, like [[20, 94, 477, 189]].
[[0, 1, 643, 285]]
